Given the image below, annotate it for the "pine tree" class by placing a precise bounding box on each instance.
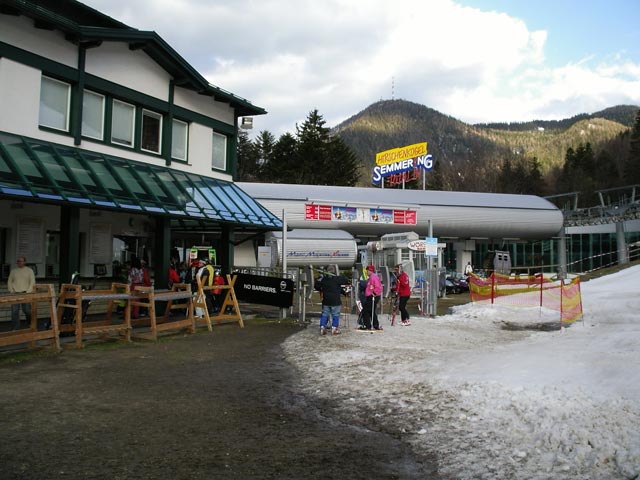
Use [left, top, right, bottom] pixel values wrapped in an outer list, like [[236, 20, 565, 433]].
[[295, 109, 360, 186], [526, 157, 546, 195], [254, 130, 276, 169], [265, 133, 299, 183], [624, 109, 640, 184], [236, 129, 260, 181]]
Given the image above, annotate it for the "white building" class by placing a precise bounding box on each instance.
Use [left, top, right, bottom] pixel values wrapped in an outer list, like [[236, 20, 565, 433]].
[[0, 0, 281, 287]]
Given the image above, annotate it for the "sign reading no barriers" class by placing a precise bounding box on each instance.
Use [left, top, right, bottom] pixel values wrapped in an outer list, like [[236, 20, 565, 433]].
[[234, 273, 294, 308]]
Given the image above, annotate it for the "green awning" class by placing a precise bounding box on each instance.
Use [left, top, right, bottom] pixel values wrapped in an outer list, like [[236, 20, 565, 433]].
[[0, 131, 281, 230]]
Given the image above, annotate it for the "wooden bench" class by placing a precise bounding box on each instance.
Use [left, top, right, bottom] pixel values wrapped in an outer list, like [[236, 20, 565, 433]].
[[56, 282, 132, 348], [0, 284, 60, 352], [194, 274, 243, 331], [130, 283, 195, 341]]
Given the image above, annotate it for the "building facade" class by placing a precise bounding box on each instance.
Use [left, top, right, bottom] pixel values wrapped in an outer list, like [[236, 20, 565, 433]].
[[0, 0, 281, 288]]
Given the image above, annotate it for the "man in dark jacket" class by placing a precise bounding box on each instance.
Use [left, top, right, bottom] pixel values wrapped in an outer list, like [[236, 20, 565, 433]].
[[317, 265, 349, 335]]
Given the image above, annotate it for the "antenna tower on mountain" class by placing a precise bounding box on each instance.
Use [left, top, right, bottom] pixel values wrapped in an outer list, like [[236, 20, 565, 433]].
[[391, 77, 395, 99]]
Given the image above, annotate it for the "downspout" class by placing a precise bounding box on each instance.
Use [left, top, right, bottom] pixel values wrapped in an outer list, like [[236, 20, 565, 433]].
[[73, 40, 101, 146], [73, 44, 86, 146], [164, 80, 174, 166]]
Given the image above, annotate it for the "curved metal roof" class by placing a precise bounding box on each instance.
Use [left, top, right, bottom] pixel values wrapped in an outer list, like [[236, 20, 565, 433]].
[[238, 182, 564, 240]]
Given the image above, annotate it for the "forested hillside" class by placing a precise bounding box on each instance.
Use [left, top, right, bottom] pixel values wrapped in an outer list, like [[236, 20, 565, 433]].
[[331, 99, 638, 197], [237, 99, 639, 206]]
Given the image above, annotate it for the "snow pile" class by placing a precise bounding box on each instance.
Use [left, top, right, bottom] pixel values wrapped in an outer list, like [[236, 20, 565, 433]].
[[283, 265, 640, 479]]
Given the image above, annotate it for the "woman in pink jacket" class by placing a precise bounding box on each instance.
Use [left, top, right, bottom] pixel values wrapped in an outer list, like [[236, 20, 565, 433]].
[[360, 264, 383, 330]]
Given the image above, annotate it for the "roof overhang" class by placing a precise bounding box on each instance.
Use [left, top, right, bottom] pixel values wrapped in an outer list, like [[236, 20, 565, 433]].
[[0, 132, 282, 231]]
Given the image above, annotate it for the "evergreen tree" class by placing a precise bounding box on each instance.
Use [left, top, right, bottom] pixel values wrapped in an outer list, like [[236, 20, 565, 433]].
[[236, 129, 260, 181], [295, 109, 332, 184], [295, 109, 360, 186], [325, 137, 360, 186], [624, 109, 640, 184], [498, 158, 514, 193], [254, 130, 276, 169], [425, 158, 444, 190], [264, 133, 299, 183], [527, 157, 546, 196], [594, 150, 620, 189]]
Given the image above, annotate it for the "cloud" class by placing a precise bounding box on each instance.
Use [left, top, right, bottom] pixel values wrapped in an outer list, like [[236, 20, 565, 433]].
[[84, 0, 640, 135]]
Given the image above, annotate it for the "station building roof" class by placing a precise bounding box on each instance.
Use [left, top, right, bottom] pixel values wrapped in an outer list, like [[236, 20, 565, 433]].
[[238, 182, 564, 241]]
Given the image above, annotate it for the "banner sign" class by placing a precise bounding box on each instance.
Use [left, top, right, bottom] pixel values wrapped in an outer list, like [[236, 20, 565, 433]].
[[234, 273, 294, 308], [305, 204, 416, 225], [424, 237, 438, 257], [372, 142, 433, 185]]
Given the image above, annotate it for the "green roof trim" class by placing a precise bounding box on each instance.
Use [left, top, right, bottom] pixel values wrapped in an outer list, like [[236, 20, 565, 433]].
[[0, 131, 282, 229], [1, 0, 266, 117]]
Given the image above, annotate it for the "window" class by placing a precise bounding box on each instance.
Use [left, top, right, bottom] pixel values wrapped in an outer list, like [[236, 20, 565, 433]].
[[141, 109, 162, 154], [211, 131, 227, 170], [171, 119, 188, 161], [82, 90, 105, 140], [39, 76, 70, 131], [111, 100, 135, 147]]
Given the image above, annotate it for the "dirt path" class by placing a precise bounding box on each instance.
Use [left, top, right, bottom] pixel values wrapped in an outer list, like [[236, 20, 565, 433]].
[[0, 319, 434, 479]]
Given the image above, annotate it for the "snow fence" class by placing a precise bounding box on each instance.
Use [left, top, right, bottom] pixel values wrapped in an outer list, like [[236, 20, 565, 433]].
[[468, 272, 583, 324]]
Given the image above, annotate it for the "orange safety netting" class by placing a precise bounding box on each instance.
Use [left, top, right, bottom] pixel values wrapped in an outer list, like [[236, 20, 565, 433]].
[[468, 273, 583, 324]]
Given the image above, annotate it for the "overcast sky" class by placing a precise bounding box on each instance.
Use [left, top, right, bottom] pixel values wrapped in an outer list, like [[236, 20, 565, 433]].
[[82, 0, 640, 137]]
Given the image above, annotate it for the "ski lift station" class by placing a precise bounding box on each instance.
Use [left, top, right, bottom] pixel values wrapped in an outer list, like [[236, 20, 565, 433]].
[[237, 182, 566, 275]]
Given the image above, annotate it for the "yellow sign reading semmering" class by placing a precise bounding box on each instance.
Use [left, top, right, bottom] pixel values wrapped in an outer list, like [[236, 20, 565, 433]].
[[375, 142, 427, 166]]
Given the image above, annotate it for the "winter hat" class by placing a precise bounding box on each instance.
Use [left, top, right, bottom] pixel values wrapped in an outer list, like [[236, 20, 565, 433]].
[[366, 264, 376, 273]]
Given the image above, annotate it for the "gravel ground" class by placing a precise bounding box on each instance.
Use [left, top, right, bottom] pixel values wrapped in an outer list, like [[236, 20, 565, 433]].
[[0, 318, 436, 479]]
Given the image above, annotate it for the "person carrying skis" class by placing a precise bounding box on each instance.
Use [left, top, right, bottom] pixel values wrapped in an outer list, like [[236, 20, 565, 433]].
[[394, 264, 412, 326], [360, 264, 383, 330]]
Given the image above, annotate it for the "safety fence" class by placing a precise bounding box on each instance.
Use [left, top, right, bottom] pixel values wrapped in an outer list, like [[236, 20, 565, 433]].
[[468, 272, 583, 324]]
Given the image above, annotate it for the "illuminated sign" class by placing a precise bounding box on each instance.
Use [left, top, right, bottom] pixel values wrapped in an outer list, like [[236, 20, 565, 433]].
[[372, 142, 433, 185], [376, 143, 427, 166]]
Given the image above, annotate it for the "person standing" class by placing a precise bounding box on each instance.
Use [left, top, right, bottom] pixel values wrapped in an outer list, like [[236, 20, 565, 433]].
[[464, 261, 473, 276], [196, 260, 216, 314], [7, 256, 36, 330], [394, 264, 411, 326], [168, 261, 180, 288], [128, 257, 145, 319], [360, 264, 383, 331], [317, 265, 349, 335], [212, 269, 226, 313]]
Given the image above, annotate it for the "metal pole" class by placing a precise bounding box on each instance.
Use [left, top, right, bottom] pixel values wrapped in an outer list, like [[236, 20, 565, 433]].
[[281, 209, 287, 320]]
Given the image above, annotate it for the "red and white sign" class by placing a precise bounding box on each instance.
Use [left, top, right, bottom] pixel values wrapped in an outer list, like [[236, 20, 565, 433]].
[[305, 204, 416, 225]]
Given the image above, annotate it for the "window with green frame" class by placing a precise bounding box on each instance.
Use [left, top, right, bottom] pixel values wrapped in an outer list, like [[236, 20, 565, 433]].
[[39, 76, 71, 132], [111, 99, 135, 147], [141, 109, 162, 154], [211, 131, 227, 171], [82, 90, 105, 140], [172, 119, 188, 161]]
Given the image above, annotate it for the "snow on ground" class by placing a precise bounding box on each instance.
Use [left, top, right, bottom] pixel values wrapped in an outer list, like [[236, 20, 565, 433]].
[[283, 265, 640, 479]]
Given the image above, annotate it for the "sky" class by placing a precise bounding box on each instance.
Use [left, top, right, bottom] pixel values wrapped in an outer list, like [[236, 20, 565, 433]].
[[82, 0, 640, 137], [283, 265, 640, 479]]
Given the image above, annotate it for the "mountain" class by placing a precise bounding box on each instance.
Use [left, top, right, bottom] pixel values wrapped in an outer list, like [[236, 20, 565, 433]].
[[332, 100, 637, 176]]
